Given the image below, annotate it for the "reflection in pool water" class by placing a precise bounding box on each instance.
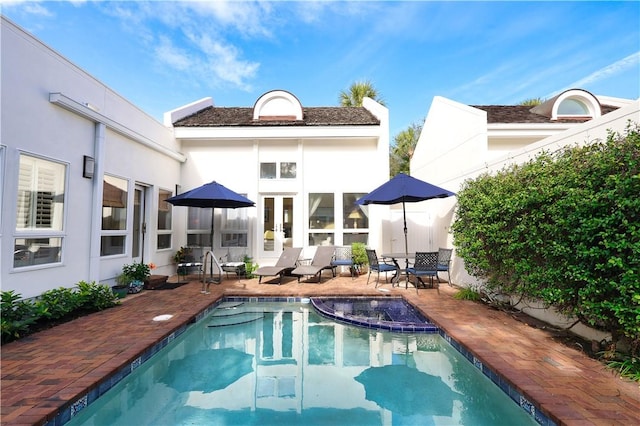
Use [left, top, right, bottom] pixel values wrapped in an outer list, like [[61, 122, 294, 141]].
[[67, 301, 538, 425]]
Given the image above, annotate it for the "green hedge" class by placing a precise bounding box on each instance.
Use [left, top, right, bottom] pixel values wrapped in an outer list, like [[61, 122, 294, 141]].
[[1, 281, 119, 343], [452, 123, 640, 355]]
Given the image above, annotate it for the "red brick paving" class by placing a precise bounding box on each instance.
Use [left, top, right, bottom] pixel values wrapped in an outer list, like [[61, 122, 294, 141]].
[[1, 273, 638, 425]]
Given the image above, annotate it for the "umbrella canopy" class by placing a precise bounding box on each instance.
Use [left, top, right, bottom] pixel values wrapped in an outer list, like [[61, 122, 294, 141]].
[[355, 364, 462, 417], [166, 181, 255, 246], [356, 173, 455, 265], [160, 348, 254, 393]]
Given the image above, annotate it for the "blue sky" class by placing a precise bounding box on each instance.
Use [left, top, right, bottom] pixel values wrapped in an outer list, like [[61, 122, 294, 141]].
[[3, 1, 639, 138]]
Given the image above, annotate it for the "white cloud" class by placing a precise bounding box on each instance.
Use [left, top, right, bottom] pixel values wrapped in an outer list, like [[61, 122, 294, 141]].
[[567, 52, 640, 88], [185, 31, 259, 90], [1, 0, 53, 17], [155, 36, 192, 71]]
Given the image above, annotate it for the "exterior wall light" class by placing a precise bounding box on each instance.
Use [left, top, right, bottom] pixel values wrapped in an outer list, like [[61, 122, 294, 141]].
[[83, 155, 95, 179]]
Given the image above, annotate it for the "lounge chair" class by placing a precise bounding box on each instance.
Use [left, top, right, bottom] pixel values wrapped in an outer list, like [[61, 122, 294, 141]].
[[254, 247, 303, 284], [330, 246, 355, 279], [406, 251, 439, 292], [292, 245, 336, 283], [437, 248, 453, 286], [365, 249, 398, 287]]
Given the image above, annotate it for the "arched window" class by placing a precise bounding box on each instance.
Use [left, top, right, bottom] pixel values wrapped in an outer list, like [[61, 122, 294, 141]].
[[557, 98, 590, 115], [550, 89, 601, 120]]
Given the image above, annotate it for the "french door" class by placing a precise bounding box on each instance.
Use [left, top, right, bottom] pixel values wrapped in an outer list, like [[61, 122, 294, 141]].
[[260, 195, 295, 258], [132, 185, 147, 262]]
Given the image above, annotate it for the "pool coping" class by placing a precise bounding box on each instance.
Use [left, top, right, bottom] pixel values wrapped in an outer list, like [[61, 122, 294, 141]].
[[49, 295, 556, 426]]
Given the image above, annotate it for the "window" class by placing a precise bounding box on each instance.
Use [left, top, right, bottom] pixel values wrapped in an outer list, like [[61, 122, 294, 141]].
[[309, 193, 334, 246], [157, 189, 172, 250], [221, 203, 249, 247], [558, 98, 589, 116], [280, 162, 296, 179], [16, 154, 66, 231], [260, 162, 297, 179], [14, 154, 66, 267], [343, 193, 368, 246], [343, 193, 368, 229], [101, 175, 127, 256], [187, 207, 212, 247], [260, 162, 277, 179]]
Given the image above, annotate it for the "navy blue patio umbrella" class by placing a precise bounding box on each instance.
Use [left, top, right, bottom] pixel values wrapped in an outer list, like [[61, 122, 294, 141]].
[[356, 173, 455, 268], [166, 181, 255, 247]]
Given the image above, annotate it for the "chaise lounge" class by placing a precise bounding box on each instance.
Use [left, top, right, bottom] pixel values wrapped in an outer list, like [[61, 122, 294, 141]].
[[254, 247, 303, 284], [292, 245, 336, 283]]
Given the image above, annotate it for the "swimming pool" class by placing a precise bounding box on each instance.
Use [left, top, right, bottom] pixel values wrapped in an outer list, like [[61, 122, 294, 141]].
[[65, 298, 542, 425]]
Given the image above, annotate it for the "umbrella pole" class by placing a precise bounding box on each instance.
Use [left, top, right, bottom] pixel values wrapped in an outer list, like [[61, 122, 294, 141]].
[[402, 201, 409, 270], [210, 207, 215, 252]]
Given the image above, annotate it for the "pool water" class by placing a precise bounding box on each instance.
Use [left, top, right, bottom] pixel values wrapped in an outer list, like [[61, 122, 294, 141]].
[[67, 300, 538, 425]]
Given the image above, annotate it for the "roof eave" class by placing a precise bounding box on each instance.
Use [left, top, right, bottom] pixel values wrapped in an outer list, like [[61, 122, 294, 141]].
[[174, 124, 382, 140]]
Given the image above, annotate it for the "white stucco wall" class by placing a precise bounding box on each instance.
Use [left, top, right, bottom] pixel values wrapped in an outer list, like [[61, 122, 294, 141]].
[[1, 18, 182, 297]]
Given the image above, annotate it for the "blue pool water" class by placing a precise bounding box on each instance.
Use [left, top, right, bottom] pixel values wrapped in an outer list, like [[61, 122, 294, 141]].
[[66, 299, 540, 425]]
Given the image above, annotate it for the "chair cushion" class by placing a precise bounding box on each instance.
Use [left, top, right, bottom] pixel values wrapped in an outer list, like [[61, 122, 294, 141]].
[[331, 260, 353, 266], [407, 268, 436, 275], [376, 264, 397, 272]]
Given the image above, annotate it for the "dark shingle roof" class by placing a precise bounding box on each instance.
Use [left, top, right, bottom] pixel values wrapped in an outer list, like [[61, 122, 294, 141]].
[[472, 104, 619, 124], [173, 106, 380, 127]]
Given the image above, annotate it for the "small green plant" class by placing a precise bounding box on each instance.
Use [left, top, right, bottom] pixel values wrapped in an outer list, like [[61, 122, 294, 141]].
[[1, 290, 41, 343], [454, 286, 481, 301], [1, 282, 119, 344], [243, 255, 258, 278], [603, 354, 640, 383], [351, 242, 367, 266], [173, 246, 193, 263], [121, 261, 151, 282], [76, 281, 119, 311], [38, 287, 81, 320]]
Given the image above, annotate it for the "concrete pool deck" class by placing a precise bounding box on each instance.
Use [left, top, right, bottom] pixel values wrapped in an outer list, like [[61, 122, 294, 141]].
[[1, 272, 638, 425]]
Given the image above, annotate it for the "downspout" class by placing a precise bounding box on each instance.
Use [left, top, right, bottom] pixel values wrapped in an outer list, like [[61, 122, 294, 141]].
[[88, 123, 106, 282]]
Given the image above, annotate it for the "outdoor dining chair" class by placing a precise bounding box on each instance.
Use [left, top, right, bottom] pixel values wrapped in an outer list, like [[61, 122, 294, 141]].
[[331, 246, 356, 279], [437, 248, 453, 286], [406, 251, 439, 292], [365, 249, 398, 287]]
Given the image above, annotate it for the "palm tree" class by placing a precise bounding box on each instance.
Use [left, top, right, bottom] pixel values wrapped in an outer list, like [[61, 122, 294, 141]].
[[339, 80, 385, 106], [390, 122, 421, 176], [519, 97, 543, 106]]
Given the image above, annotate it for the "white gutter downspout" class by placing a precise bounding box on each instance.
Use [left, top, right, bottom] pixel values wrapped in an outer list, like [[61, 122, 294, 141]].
[[88, 123, 106, 282]]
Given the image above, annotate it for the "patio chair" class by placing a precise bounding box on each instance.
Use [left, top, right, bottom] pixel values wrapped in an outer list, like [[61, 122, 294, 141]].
[[176, 247, 204, 283], [437, 248, 453, 286], [292, 245, 336, 283], [406, 251, 439, 292], [365, 249, 398, 287], [254, 247, 303, 284], [331, 246, 356, 279]]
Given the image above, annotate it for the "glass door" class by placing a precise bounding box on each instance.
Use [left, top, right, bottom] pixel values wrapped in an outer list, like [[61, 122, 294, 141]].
[[132, 185, 146, 262], [260, 196, 294, 258]]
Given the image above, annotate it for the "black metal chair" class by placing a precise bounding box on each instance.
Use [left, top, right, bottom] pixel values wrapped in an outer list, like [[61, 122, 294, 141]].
[[406, 251, 439, 292], [437, 248, 453, 286], [331, 246, 356, 279], [365, 249, 398, 287]]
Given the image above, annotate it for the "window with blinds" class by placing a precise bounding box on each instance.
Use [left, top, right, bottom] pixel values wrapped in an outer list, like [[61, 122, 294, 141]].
[[14, 154, 66, 268], [16, 155, 65, 231]]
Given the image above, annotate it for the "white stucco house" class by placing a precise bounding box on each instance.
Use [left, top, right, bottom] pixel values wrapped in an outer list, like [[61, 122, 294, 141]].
[[408, 90, 639, 289], [1, 17, 389, 298]]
